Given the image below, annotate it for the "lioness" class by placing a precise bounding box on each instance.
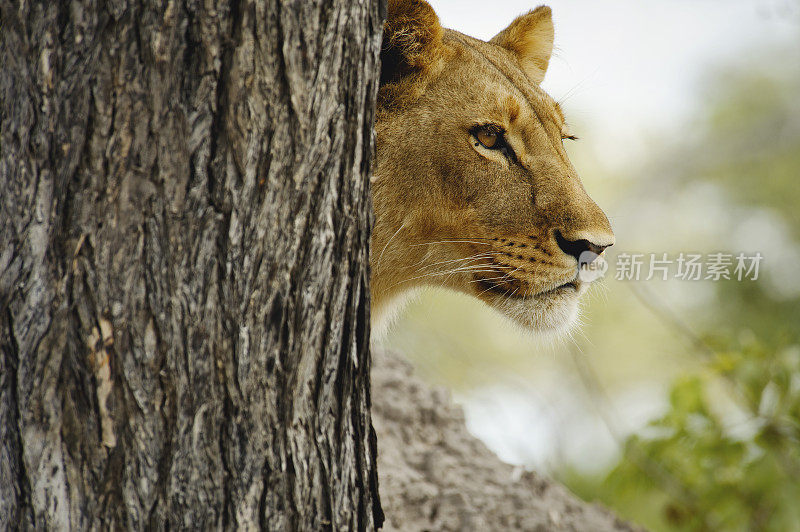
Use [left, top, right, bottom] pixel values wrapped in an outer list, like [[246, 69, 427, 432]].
[[372, 0, 614, 334]]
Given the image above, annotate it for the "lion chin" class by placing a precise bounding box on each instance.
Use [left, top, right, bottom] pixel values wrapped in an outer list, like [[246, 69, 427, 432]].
[[482, 283, 585, 334], [471, 276, 587, 335], [370, 277, 587, 341]]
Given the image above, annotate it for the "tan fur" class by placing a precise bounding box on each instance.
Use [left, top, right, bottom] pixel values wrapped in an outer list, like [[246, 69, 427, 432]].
[[372, 1, 614, 334], [491, 7, 554, 84]]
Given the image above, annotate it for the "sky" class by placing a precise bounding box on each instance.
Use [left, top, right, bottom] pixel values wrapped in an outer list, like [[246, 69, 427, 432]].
[[429, 0, 800, 169]]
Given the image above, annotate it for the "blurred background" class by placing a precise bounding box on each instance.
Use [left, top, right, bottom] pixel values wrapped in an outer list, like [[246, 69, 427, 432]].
[[376, 1, 800, 530]]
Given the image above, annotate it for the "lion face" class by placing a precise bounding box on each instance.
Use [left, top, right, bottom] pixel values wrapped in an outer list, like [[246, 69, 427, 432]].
[[372, 1, 614, 334]]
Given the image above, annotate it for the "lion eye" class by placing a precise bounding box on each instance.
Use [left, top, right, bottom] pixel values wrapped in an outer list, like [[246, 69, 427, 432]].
[[471, 124, 517, 163], [476, 129, 498, 149]]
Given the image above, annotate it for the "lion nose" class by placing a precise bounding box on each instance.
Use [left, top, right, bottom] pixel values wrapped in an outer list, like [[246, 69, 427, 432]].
[[555, 230, 612, 264]]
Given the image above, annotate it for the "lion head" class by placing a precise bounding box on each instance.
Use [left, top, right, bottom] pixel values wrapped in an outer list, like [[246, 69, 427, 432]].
[[372, 0, 614, 334]]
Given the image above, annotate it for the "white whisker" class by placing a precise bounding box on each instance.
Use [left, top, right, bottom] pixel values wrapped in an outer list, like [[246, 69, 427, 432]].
[[415, 251, 498, 272], [410, 239, 493, 247], [376, 222, 406, 268], [385, 266, 500, 292]]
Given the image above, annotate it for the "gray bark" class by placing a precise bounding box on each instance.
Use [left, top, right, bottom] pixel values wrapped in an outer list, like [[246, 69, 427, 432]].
[[372, 349, 641, 532], [1, 0, 384, 530]]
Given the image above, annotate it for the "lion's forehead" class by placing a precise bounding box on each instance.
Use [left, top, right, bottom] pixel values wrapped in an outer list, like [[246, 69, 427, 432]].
[[434, 32, 564, 133]]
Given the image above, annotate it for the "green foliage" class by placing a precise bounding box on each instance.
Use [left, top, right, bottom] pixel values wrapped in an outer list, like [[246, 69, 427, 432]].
[[567, 338, 800, 531], [563, 49, 800, 532], [692, 65, 800, 240]]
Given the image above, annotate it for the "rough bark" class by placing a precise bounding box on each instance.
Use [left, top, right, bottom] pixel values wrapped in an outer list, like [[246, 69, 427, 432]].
[[372, 349, 642, 532], [0, 0, 384, 530]]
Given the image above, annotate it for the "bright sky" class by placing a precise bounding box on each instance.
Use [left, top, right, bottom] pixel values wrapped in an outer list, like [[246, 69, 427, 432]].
[[429, 0, 800, 168]]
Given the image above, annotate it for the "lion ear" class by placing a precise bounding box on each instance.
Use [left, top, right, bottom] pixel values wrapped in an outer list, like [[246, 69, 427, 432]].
[[380, 0, 443, 87], [490, 6, 554, 84]]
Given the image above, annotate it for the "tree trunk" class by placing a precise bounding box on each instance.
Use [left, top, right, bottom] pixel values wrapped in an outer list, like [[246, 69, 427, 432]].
[[0, 0, 384, 529]]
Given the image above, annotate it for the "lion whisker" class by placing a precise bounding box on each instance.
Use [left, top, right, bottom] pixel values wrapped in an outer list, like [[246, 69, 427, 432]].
[[414, 252, 500, 274], [410, 239, 493, 247], [473, 266, 525, 298], [384, 265, 500, 292], [415, 251, 496, 270], [375, 222, 407, 268]]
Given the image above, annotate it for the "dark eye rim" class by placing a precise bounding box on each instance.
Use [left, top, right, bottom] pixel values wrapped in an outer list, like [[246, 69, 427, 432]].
[[470, 124, 518, 163], [561, 134, 579, 141]]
